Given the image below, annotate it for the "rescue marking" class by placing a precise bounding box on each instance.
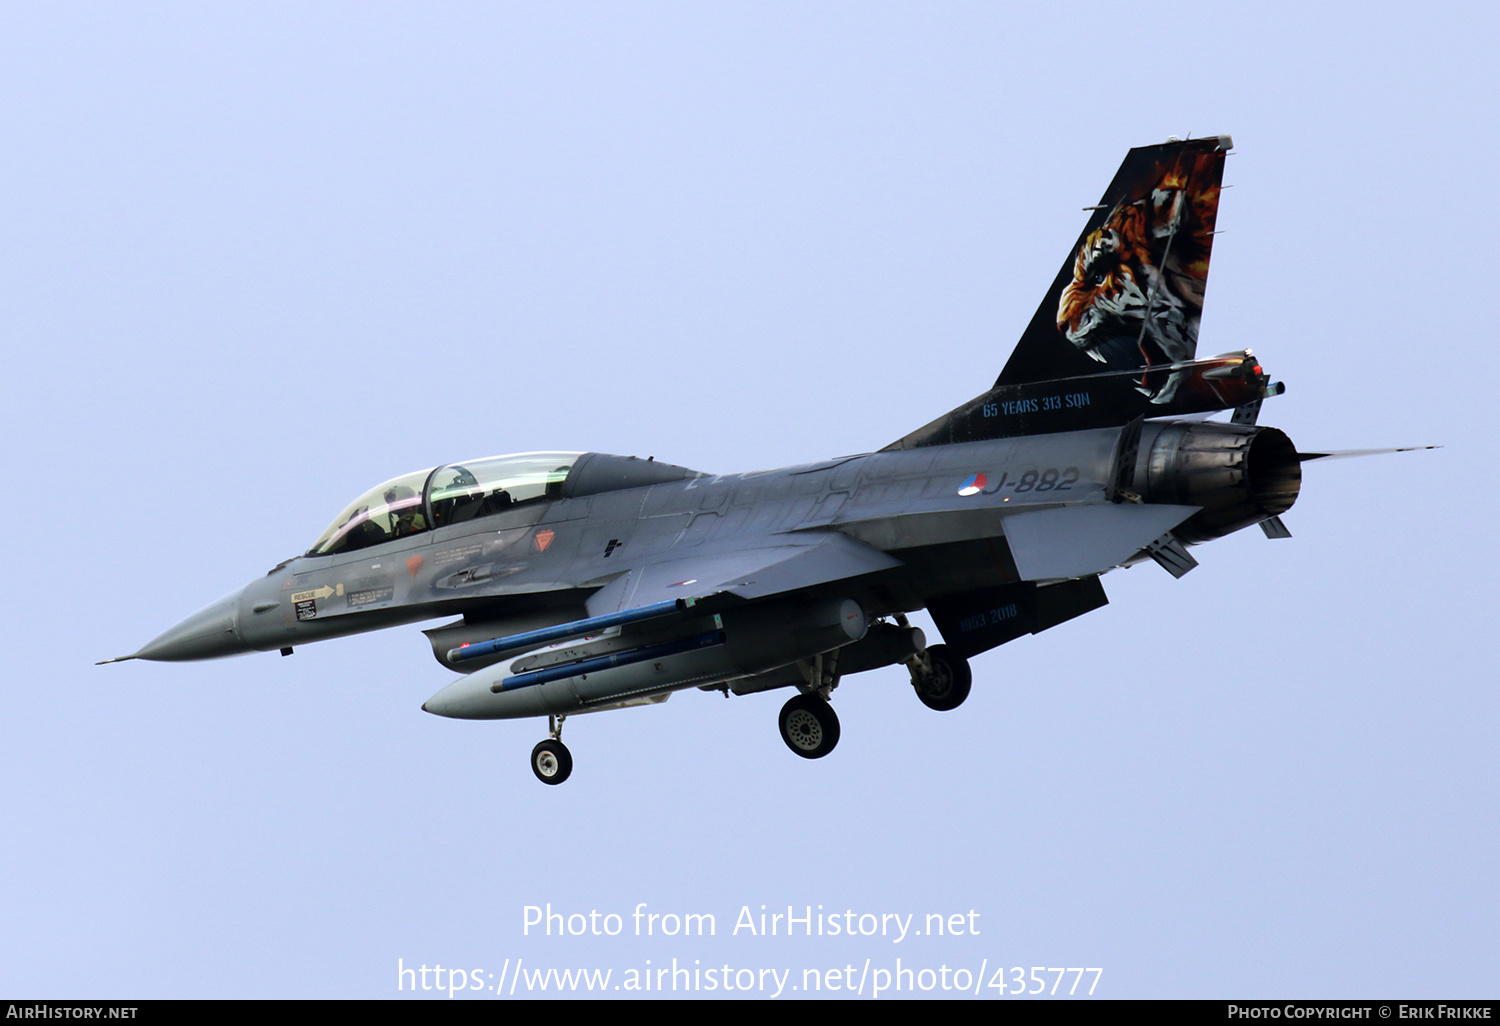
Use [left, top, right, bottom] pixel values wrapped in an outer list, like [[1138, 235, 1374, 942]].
[[290, 584, 342, 603]]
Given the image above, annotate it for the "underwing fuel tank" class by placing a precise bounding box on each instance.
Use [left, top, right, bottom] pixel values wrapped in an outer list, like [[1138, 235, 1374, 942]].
[[1138, 421, 1302, 543], [422, 599, 867, 720]]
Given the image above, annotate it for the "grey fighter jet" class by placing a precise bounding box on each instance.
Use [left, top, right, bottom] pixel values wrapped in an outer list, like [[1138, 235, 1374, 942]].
[[104, 137, 1405, 785]]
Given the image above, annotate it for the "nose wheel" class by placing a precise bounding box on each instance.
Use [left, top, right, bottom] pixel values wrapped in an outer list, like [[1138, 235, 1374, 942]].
[[778, 694, 840, 759], [531, 739, 573, 784], [531, 714, 573, 785]]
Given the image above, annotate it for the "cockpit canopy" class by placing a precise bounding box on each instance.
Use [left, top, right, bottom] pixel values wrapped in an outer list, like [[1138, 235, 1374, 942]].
[[307, 453, 581, 557]]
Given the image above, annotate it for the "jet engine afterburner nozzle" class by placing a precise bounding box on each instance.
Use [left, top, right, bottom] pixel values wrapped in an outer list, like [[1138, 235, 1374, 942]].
[[1142, 422, 1302, 544]]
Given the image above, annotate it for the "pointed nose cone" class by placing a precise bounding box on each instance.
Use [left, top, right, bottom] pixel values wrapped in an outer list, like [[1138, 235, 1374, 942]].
[[134, 592, 248, 661]]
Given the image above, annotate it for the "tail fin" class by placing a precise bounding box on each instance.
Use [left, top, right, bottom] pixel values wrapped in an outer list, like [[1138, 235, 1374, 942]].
[[888, 136, 1278, 450], [1001, 136, 1230, 399]]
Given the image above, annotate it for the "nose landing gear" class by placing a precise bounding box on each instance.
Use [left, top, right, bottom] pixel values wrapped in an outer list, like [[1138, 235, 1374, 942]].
[[778, 693, 840, 759], [530, 714, 573, 785]]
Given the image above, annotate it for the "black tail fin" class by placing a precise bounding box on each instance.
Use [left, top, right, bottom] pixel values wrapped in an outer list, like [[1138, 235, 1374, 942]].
[[887, 136, 1278, 450], [1000, 135, 1231, 399]]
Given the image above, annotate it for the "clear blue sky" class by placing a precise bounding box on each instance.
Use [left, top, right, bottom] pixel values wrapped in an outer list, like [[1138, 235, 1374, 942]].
[[2, 1, 1494, 999]]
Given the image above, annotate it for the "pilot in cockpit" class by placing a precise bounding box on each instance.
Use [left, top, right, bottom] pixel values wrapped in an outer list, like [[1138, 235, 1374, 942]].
[[385, 485, 428, 539]]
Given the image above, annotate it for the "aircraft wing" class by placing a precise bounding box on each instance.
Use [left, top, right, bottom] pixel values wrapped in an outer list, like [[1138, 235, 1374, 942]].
[[584, 532, 904, 616]]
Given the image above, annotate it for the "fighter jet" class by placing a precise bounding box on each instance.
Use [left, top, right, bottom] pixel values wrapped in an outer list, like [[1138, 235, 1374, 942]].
[[102, 136, 1414, 784]]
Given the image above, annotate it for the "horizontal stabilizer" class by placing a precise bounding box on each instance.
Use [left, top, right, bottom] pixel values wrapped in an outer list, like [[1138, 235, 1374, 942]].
[[1001, 504, 1198, 581]]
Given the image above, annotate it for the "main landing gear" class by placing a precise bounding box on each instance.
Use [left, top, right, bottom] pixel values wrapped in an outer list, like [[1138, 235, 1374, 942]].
[[907, 643, 972, 711], [885, 613, 971, 712], [531, 714, 573, 785]]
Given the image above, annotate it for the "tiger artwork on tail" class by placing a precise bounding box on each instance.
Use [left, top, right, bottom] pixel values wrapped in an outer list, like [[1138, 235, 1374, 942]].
[[1056, 150, 1220, 404]]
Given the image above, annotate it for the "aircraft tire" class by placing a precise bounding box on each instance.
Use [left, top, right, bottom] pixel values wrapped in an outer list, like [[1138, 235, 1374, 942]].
[[778, 694, 840, 759], [912, 644, 972, 712], [531, 739, 573, 785]]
